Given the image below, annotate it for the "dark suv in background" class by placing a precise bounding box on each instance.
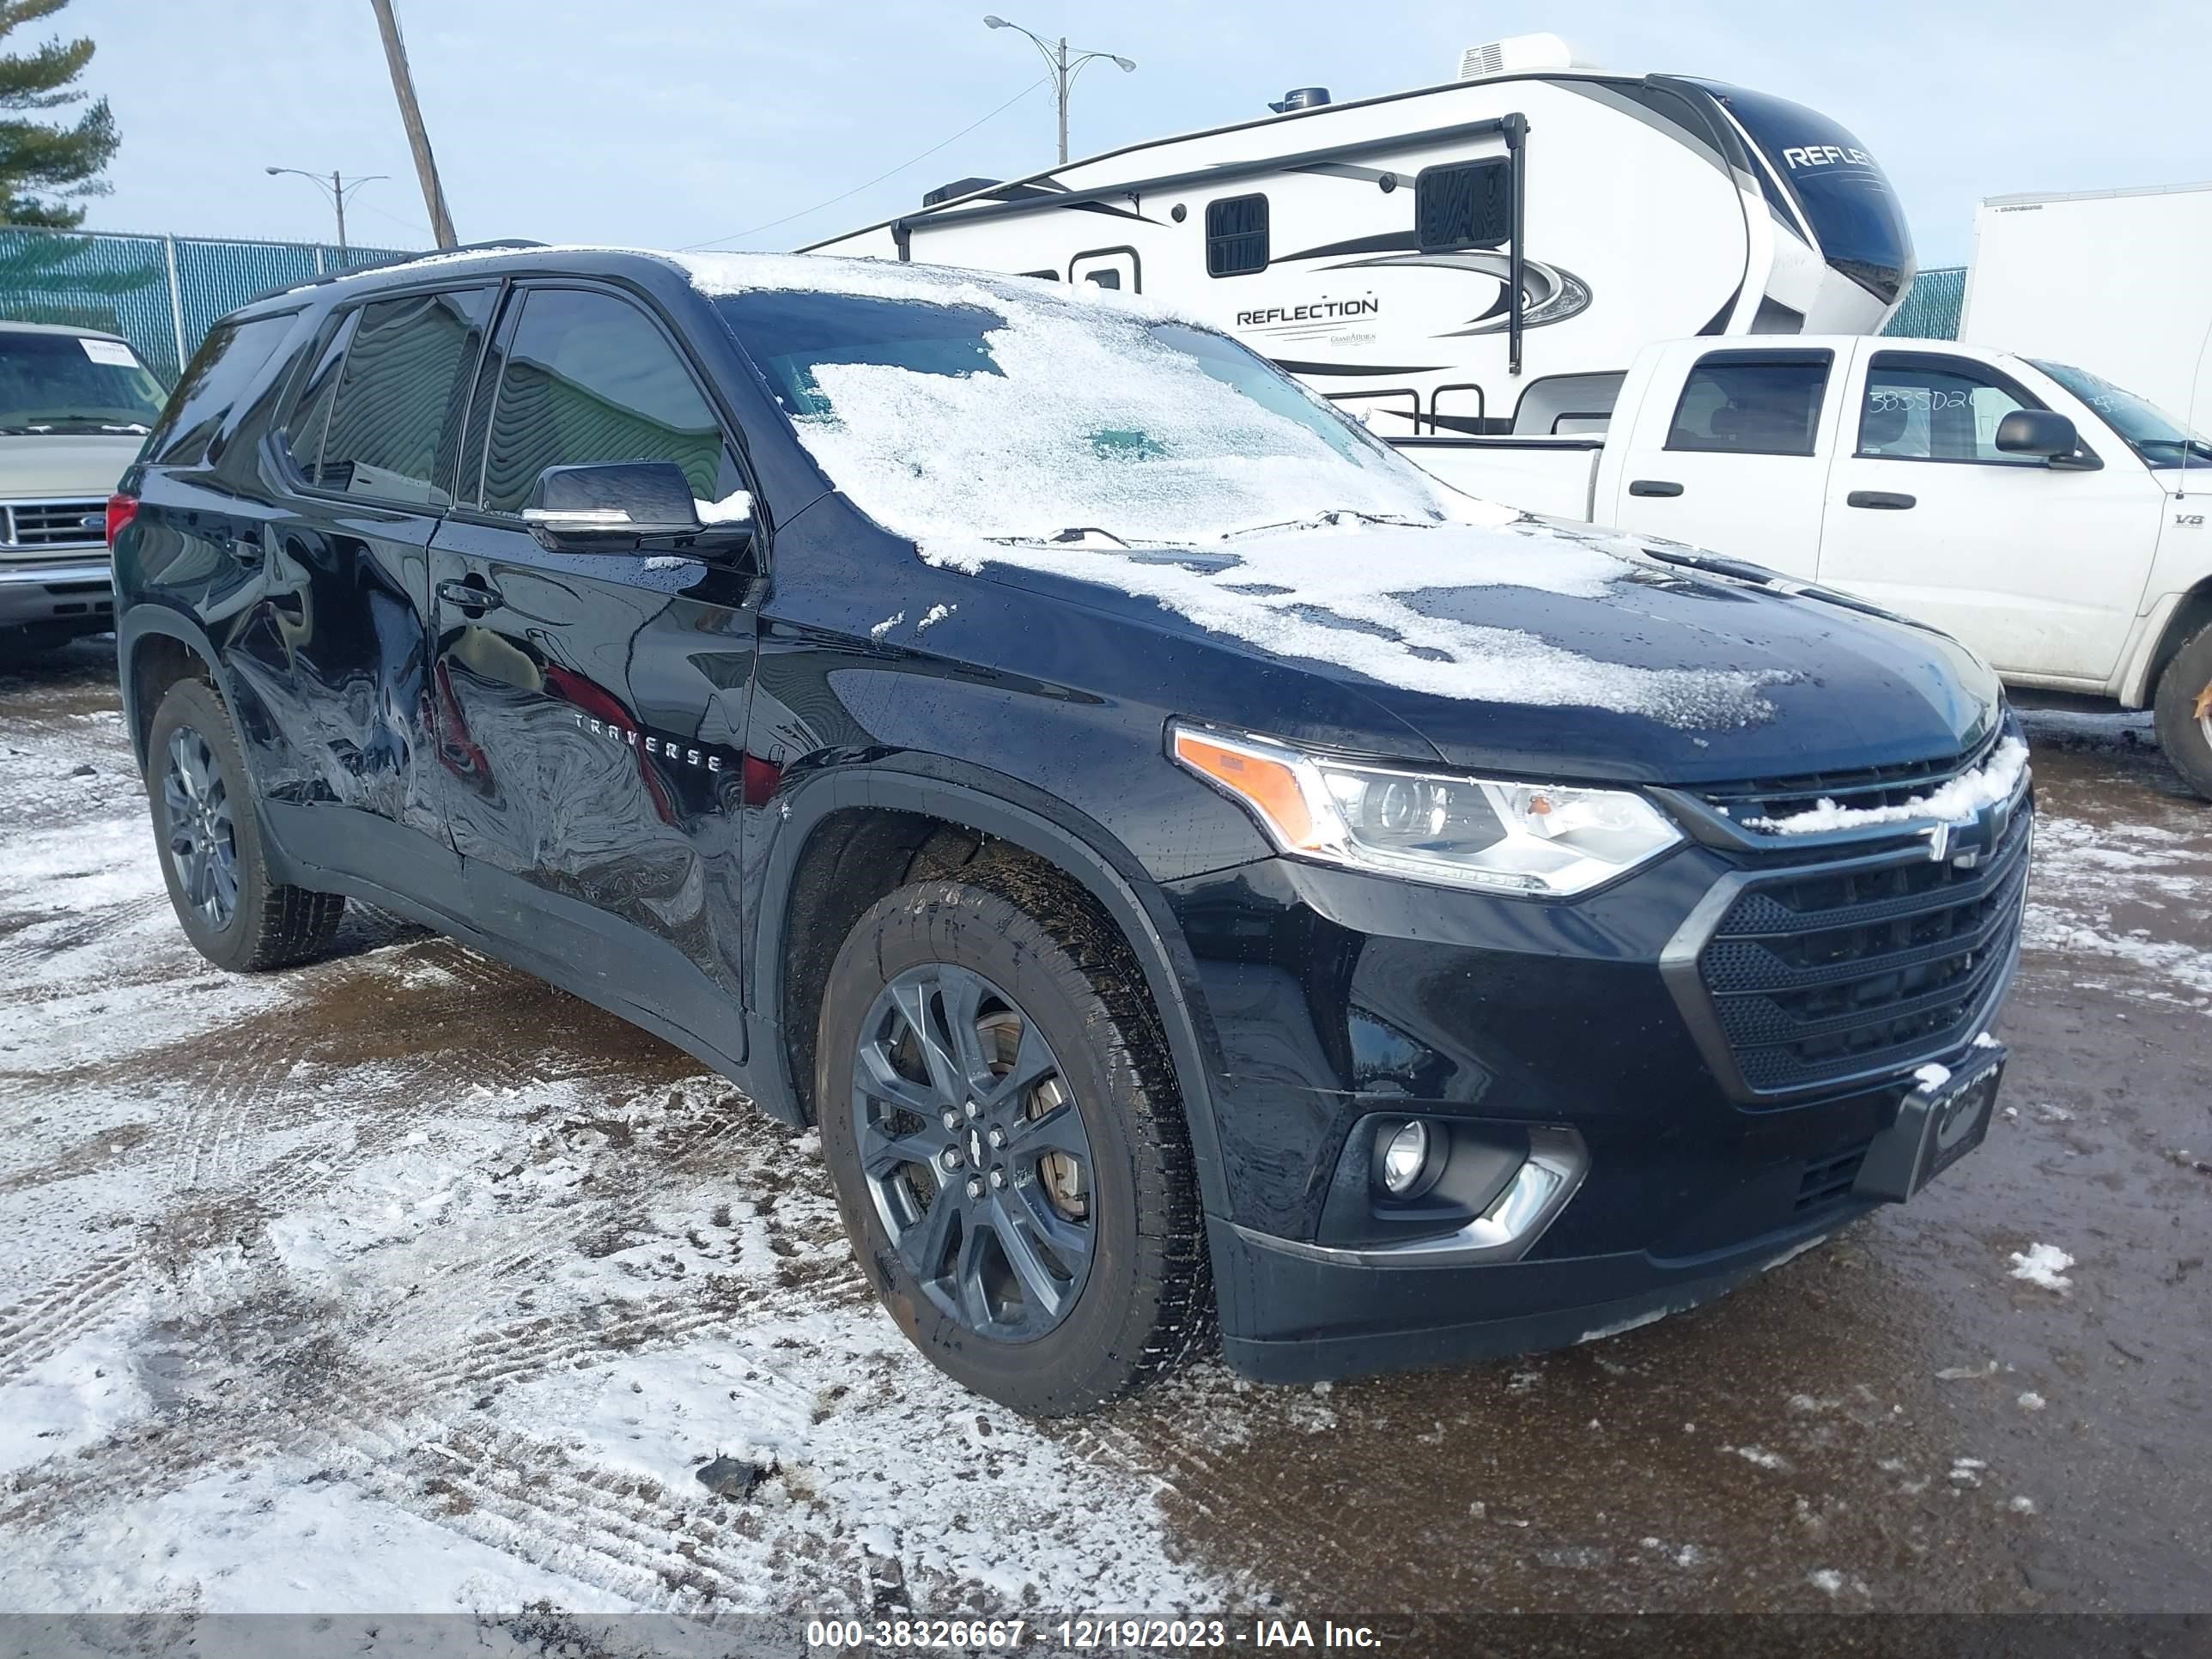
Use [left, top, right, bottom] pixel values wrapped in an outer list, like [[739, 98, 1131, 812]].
[[111, 247, 2029, 1415]]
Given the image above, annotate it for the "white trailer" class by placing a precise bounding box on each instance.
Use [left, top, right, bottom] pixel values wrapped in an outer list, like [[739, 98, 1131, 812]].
[[1960, 181, 2212, 438], [808, 34, 1916, 441]]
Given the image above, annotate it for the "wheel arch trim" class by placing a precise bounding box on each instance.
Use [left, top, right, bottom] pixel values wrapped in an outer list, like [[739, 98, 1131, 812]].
[[748, 758, 1236, 1231]]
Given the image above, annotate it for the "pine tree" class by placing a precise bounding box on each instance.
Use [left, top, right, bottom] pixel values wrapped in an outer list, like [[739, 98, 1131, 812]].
[[0, 0, 118, 228]]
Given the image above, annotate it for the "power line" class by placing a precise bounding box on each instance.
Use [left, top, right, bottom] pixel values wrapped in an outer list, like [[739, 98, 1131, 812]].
[[684, 78, 1048, 252]]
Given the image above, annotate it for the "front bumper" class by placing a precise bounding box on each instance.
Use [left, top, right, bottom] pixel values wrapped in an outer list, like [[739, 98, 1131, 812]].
[[0, 555, 113, 630], [1165, 790, 2028, 1380], [1212, 1202, 1857, 1382]]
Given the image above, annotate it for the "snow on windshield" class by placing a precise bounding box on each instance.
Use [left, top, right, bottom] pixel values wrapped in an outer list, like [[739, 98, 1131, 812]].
[[676, 252, 1787, 727], [681, 252, 1454, 544]]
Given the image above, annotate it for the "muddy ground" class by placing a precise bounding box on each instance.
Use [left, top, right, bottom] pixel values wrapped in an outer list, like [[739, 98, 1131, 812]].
[[0, 639, 2206, 1635]]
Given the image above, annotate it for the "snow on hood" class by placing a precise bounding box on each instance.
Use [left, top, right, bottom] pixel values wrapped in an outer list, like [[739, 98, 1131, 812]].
[[923, 518, 1788, 728], [673, 252, 1786, 729]]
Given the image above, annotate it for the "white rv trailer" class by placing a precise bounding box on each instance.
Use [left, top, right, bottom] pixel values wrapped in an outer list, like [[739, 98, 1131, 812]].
[[1960, 181, 2212, 436], [808, 33, 1915, 441]]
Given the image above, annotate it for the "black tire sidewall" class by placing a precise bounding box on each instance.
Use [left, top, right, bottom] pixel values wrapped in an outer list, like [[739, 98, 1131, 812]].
[[2154, 628, 2212, 800], [146, 679, 276, 971], [817, 881, 1170, 1416]]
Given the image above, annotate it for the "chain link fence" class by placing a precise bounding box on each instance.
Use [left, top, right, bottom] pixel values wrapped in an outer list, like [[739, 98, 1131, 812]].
[[1884, 264, 1966, 340], [0, 226, 416, 381]]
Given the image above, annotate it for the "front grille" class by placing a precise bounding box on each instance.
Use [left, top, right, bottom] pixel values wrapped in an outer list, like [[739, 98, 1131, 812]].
[[1695, 804, 2031, 1094], [4, 501, 106, 549], [1698, 723, 2005, 829]]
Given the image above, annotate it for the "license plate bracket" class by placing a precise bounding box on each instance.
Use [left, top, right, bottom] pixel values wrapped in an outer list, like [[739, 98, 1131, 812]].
[[1852, 1048, 2005, 1203]]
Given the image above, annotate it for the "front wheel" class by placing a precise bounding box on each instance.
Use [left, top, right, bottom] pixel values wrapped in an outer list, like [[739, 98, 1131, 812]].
[[2153, 623, 2212, 801], [816, 865, 1210, 1415], [146, 678, 345, 971]]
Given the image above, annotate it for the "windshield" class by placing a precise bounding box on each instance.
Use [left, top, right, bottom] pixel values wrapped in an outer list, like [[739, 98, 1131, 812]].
[[0, 330, 167, 434], [702, 270, 1448, 546], [2032, 359, 2212, 469], [1689, 81, 1914, 305]]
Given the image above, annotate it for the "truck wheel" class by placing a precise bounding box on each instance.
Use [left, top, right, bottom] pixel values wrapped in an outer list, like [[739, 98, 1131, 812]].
[[816, 866, 1210, 1416], [147, 678, 345, 971], [2153, 624, 2212, 800]]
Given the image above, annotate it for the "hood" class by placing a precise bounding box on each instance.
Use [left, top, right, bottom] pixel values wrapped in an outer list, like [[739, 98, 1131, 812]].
[[0, 434, 143, 500], [922, 518, 2001, 787]]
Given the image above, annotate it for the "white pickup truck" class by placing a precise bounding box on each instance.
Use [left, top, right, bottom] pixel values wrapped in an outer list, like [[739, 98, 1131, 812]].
[[1396, 335, 2212, 796]]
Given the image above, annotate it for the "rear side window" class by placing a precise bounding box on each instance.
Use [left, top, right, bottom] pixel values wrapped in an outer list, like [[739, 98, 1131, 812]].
[[143, 314, 295, 465], [1416, 159, 1512, 252], [477, 288, 724, 514], [1206, 195, 1269, 277], [1665, 355, 1831, 456], [1858, 355, 2039, 464], [309, 287, 497, 507]]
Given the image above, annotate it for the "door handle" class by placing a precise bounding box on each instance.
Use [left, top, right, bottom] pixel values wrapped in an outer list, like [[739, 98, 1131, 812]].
[[1846, 490, 1917, 510], [230, 535, 262, 560], [436, 575, 502, 612], [1627, 479, 1683, 497]]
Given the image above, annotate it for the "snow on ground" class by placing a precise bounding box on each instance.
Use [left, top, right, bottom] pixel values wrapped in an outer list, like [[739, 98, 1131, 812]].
[[0, 698, 1241, 1626]]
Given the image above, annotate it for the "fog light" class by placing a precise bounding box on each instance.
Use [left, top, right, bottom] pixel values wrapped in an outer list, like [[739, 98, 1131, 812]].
[[1380, 1121, 1431, 1195]]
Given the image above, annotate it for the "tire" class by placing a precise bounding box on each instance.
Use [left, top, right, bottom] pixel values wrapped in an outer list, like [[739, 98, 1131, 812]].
[[816, 858, 1211, 1416], [146, 678, 345, 971], [2153, 623, 2212, 801]]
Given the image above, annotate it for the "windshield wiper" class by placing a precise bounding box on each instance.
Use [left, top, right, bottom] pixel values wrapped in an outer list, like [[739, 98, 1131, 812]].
[[1223, 508, 1435, 540], [2140, 436, 2212, 465], [5, 418, 152, 434]]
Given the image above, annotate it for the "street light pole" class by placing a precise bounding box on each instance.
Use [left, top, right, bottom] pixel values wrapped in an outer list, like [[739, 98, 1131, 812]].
[[265, 167, 391, 249], [982, 15, 1135, 167]]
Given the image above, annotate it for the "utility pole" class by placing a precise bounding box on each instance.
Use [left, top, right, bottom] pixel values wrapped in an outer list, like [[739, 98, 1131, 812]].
[[265, 167, 388, 250], [367, 0, 458, 248], [983, 16, 1135, 167]]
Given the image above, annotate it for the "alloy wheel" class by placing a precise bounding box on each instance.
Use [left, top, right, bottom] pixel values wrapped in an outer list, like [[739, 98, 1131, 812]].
[[162, 725, 238, 931], [851, 963, 1096, 1342]]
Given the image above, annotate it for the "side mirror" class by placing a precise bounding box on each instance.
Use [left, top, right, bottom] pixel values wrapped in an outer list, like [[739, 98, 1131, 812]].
[[1994, 409, 2081, 462], [521, 461, 753, 556]]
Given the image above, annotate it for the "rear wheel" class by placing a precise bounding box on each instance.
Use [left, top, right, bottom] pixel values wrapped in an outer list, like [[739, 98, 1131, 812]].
[[147, 678, 345, 971], [2153, 623, 2212, 800], [816, 863, 1210, 1415]]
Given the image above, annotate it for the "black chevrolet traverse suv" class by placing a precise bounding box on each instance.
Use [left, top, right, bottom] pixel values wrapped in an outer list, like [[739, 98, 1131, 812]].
[[111, 247, 2029, 1415]]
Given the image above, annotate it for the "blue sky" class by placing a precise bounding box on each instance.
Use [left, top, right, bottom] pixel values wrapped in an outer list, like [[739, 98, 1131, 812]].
[[67, 0, 2209, 267]]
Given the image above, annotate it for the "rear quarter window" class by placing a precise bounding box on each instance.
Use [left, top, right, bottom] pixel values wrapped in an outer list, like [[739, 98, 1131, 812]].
[[142, 314, 298, 466]]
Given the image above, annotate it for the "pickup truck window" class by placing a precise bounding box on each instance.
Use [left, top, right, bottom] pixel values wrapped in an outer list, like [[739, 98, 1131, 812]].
[[1665, 355, 1828, 456], [1858, 355, 2038, 465], [2031, 359, 2212, 471]]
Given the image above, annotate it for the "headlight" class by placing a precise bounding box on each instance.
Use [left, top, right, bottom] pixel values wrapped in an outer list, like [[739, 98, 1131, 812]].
[[1170, 723, 1681, 896]]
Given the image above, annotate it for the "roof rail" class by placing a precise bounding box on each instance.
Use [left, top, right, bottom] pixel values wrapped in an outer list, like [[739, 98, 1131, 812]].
[[240, 239, 548, 307]]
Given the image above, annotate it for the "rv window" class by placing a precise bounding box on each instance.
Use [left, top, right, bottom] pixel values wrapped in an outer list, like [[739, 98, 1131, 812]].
[[1416, 159, 1512, 252], [1665, 355, 1830, 457], [1206, 195, 1269, 277], [1858, 356, 2041, 465]]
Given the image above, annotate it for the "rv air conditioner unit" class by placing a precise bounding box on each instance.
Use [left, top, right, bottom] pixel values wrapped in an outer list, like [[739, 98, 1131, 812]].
[[1457, 32, 1577, 81]]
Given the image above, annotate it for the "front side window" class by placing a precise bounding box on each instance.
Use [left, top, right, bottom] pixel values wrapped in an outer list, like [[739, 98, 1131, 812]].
[[1666, 355, 1830, 456], [1416, 159, 1512, 252], [480, 288, 725, 514], [1206, 195, 1269, 277], [1858, 356, 2037, 464], [312, 287, 497, 505]]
